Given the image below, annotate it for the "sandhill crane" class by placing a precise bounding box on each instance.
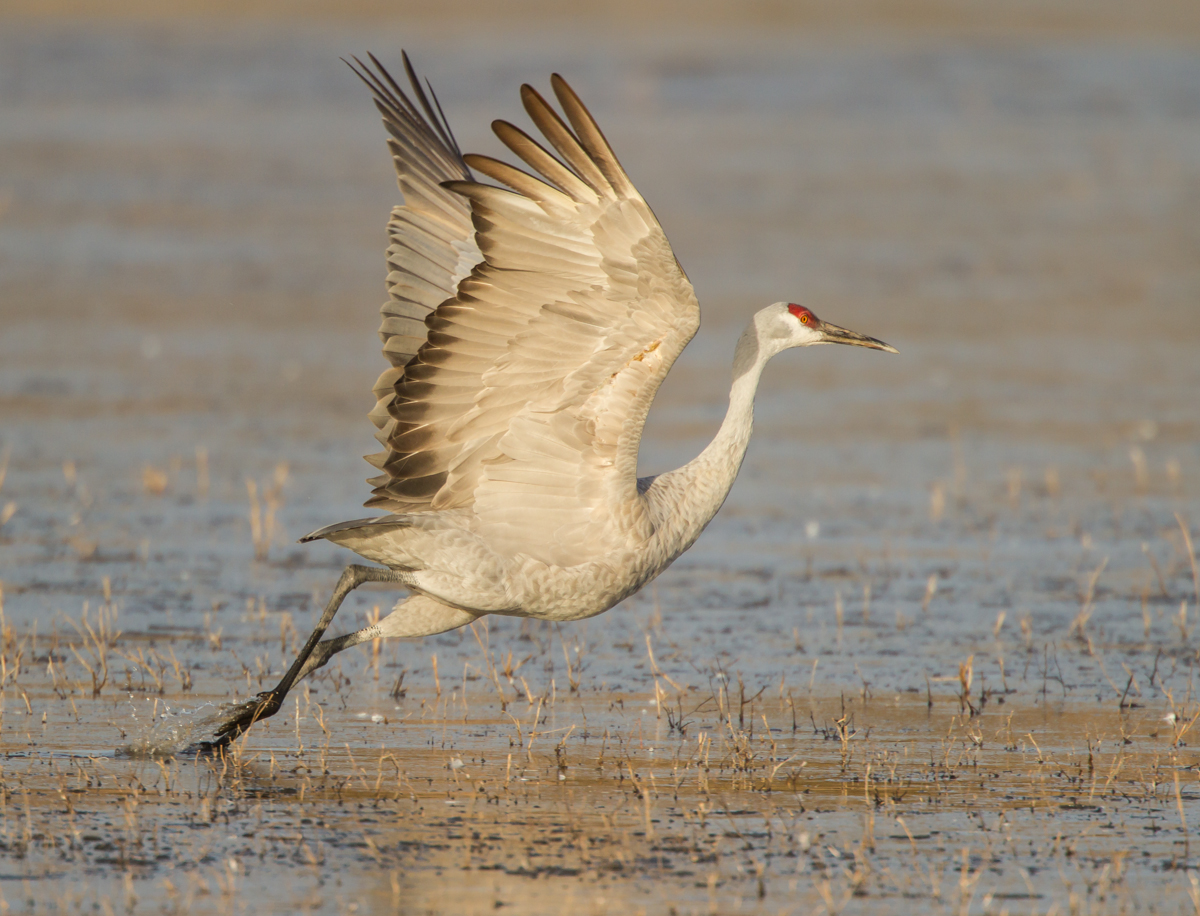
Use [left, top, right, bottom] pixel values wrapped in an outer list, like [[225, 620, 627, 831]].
[[205, 53, 895, 747]]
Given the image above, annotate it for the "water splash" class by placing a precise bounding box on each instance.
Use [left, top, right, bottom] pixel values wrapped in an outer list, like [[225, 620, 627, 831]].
[[117, 699, 251, 757]]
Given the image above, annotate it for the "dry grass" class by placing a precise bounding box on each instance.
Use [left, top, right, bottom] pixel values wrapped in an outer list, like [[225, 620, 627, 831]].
[[247, 463, 290, 562], [4, 655, 1200, 913]]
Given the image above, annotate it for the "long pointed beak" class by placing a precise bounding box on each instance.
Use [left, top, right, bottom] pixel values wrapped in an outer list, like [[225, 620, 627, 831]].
[[818, 322, 898, 354]]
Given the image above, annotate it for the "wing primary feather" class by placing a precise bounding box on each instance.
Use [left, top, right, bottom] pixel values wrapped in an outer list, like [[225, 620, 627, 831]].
[[348, 56, 421, 125], [550, 74, 638, 199], [519, 84, 614, 198], [398, 50, 464, 162], [491, 120, 598, 203], [462, 153, 575, 209], [426, 78, 464, 161], [350, 54, 470, 182], [441, 179, 526, 208], [348, 56, 427, 133]]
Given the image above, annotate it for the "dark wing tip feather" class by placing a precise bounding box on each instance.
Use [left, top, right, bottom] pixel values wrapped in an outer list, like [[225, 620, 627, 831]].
[[345, 51, 471, 181], [398, 50, 463, 160], [548, 73, 637, 199], [518, 82, 614, 197], [439, 178, 512, 199]]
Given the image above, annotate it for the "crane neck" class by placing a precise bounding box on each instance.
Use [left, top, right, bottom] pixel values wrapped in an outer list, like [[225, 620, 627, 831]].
[[647, 322, 771, 558], [693, 331, 768, 480]]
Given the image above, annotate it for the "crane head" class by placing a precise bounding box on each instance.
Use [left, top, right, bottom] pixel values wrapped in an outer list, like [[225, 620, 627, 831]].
[[762, 302, 897, 354], [733, 302, 896, 379]]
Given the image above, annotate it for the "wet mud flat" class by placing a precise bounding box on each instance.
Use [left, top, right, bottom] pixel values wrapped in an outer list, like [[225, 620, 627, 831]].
[[7, 633, 1200, 915], [2, 425, 1200, 915], [2, 10, 1200, 916], [2, 338, 1197, 916]]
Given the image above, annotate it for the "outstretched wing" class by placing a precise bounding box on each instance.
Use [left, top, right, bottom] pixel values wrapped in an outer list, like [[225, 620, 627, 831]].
[[364, 64, 700, 566], [347, 54, 480, 505]]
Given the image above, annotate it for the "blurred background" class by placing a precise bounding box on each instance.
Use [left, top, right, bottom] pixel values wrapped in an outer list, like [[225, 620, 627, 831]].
[[1, 1, 1198, 628]]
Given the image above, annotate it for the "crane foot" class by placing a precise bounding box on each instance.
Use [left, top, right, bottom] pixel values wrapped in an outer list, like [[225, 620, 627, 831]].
[[198, 689, 286, 752]]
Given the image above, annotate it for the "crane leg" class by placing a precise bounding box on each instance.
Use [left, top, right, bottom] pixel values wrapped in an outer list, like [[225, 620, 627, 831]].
[[292, 594, 481, 682], [203, 564, 410, 749]]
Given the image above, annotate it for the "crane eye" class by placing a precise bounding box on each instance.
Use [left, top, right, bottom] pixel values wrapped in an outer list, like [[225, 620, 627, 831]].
[[788, 303, 814, 324]]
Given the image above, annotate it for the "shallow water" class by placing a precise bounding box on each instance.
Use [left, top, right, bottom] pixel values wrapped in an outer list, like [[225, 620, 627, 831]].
[[1, 13, 1200, 915]]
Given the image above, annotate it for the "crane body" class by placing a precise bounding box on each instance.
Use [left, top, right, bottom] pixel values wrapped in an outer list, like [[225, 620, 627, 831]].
[[204, 53, 895, 747]]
